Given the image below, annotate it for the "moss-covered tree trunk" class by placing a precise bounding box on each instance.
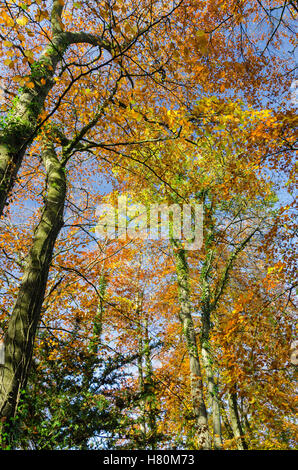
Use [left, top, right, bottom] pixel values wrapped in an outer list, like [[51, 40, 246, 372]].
[[0, 139, 66, 443], [173, 242, 211, 450], [200, 313, 223, 449], [0, 1, 67, 216], [0, 0, 112, 217]]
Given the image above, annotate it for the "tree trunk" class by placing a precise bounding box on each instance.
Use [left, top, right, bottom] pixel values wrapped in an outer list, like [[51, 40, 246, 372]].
[[200, 328, 223, 449], [173, 243, 211, 450], [199, 241, 223, 449], [0, 0, 112, 217], [219, 397, 234, 440], [0, 2, 67, 216], [0, 139, 66, 442], [228, 391, 248, 450]]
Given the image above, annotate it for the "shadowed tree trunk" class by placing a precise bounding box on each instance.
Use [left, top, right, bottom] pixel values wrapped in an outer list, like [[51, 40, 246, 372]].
[[0, 138, 66, 442], [197, 197, 260, 450], [142, 314, 158, 449], [228, 390, 248, 450]]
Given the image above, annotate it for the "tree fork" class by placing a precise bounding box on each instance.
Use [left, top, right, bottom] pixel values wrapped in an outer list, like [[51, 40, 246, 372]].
[[0, 0, 113, 217]]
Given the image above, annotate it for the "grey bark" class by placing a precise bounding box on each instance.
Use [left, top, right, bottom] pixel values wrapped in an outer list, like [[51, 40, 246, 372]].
[[219, 397, 234, 440], [142, 315, 158, 449], [136, 292, 146, 440], [200, 326, 223, 449], [200, 249, 223, 449]]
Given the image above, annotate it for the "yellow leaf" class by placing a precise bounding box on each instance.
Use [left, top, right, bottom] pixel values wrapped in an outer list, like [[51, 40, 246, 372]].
[[195, 30, 208, 54], [16, 16, 29, 26]]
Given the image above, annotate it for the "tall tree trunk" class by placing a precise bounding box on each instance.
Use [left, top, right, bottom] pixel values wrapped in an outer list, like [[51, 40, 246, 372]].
[[200, 317, 223, 449], [135, 291, 148, 448], [137, 333, 146, 443], [228, 391, 248, 450], [198, 198, 259, 450], [0, 139, 66, 442], [200, 249, 223, 449], [173, 242, 211, 450]]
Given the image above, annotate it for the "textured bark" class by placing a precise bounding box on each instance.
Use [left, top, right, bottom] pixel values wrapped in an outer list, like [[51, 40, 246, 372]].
[[197, 203, 259, 449], [200, 332, 222, 449], [173, 243, 211, 450], [200, 249, 223, 449], [0, 139, 66, 439], [219, 397, 234, 440], [137, 302, 146, 442], [0, 2, 65, 216], [228, 391, 248, 450]]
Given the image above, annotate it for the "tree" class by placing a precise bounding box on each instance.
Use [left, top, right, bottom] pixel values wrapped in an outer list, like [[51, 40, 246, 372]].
[[0, 0, 185, 215]]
